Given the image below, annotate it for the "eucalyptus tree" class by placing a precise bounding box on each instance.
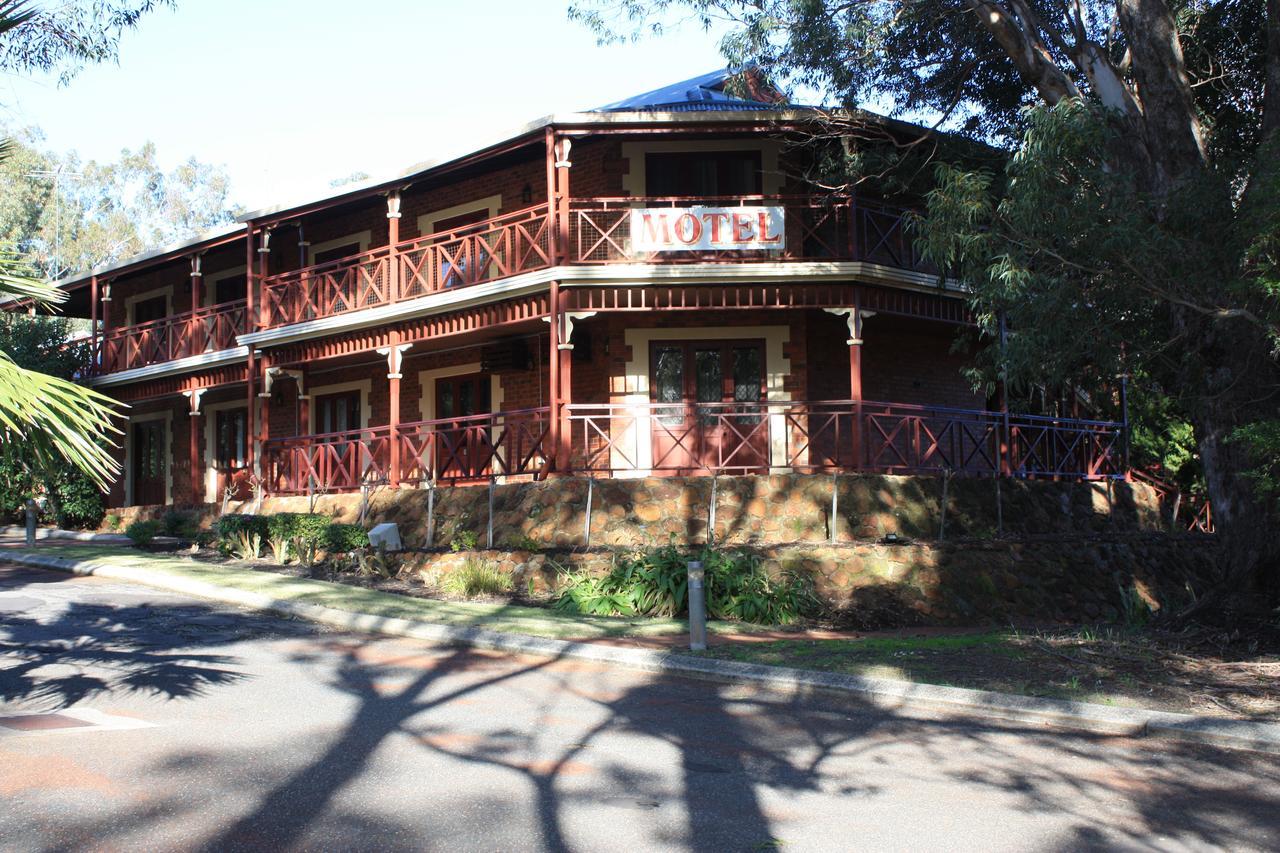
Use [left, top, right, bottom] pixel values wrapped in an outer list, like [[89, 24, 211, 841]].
[[572, 0, 1280, 613]]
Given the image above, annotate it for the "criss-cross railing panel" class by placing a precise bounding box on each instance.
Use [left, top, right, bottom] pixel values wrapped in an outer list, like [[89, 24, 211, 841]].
[[91, 299, 247, 375], [262, 427, 392, 495], [394, 407, 551, 485]]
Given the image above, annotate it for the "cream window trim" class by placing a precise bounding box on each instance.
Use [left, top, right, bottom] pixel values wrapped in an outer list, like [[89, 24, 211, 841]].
[[307, 231, 372, 266], [416, 362, 504, 423], [614, 325, 792, 474], [417, 194, 503, 238], [203, 265, 248, 308], [125, 409, 174, 506], [124, 285, 175, 326], [308, 379, 373, 434], [620, 139, 783, 197]]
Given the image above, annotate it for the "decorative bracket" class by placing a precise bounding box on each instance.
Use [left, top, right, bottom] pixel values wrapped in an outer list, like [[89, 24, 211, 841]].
[[543, 311, 596, 350], [182, 388, 206, 415], [259, 365, 281, 398], [554, 137, 573, 169], [257, 229, 272, 255], [824, 307, 876, 346], [386, 191, 402, 220], [278, 368, 306, 398], [376, 342, 413, 379], [101, 280, 113, 303], [190, 253, 203, 278]]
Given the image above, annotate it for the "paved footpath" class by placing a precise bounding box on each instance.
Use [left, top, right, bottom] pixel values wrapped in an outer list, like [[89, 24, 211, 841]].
[[2, 563, 1279, 852]]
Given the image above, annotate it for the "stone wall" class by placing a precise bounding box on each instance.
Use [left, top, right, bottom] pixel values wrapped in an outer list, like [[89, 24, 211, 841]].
[[102, 473, 1215, 627]]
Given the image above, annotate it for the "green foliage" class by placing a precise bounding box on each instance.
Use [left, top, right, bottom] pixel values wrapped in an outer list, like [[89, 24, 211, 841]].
[[554, 546, 820, 625], [450, 529, 479, 552], [324, 523, 370, 553], [443, 557, 513, 598], [46, 466, 104, 529], [160, 509, 197, 538], [504, 533, 541, 551], [215, 514, 268, 556], [103, 512, 120, 531], [354, 544, 397, 579], [1229, 422, 1280, 511], [124, 519, 159, 545]]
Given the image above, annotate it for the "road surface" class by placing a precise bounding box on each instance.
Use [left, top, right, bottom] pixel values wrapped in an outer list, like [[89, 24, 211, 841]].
[[1, 562, 1278, 852]]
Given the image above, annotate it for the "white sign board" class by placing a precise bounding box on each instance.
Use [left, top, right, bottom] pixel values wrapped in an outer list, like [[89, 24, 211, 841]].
[[630, 206, 785, 253]]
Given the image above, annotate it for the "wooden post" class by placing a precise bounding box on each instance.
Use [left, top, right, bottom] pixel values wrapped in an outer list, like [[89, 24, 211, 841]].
[[545, 128, 560, 264], [245, 227, 258, 478], [185, 388, 205, 504], [297, 368, 309, 437], [555, 135, 572, 264], [557, 290, 575, 471], [378, 334, 410, 488], [548, 280, 561, 471], [825, 303, 869, 470], [257, 228, 272, 330], [189, 254, 203, 357], [89, 274, 99, 371], [387, 192, 402, 302], [258, 357, 273, 486]]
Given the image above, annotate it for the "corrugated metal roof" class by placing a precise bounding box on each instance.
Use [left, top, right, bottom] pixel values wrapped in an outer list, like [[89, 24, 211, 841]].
[[591, 68, 787, 112]]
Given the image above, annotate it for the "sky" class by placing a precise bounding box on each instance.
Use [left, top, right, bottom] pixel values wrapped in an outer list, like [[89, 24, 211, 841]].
[[0, 0, 736, 212]]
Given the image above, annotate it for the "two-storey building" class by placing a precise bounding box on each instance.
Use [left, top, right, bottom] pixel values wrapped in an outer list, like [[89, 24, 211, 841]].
[[51, 70, 1126, 509]]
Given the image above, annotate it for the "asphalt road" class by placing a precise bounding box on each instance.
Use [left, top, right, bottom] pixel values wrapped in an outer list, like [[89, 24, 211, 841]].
[[1, 562, 1278, 853]]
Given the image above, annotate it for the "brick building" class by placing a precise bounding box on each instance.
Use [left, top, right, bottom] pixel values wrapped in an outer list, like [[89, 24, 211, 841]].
[[49, 70, 1125, 508]]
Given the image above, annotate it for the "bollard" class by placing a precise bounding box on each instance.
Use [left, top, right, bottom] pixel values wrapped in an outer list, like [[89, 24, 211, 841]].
[[24, 498, 37, 547], [687, 559, 707, 651]]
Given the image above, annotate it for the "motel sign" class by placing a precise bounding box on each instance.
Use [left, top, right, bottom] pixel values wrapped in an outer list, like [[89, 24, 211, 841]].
[[630, 206, 786, 253]]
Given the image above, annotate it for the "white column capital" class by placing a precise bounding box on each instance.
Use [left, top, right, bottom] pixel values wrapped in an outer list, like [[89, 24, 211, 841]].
[[376, 342, 413, 379]]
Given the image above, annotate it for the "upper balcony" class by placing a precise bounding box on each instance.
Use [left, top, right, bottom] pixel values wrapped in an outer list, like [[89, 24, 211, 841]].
[[84, 194, 935, 378], [88, 299, 247, 377], [257, 194, 932, 331]]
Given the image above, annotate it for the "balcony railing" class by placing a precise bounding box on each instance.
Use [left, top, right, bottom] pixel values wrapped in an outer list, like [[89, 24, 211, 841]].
[[567, 195, 931, 271], [262, 407, 552, 495], [566, 401, 1123, 479], [261, 204, 553, 328], [258, 401, 1123, 495], [90, 299, 247, 375]]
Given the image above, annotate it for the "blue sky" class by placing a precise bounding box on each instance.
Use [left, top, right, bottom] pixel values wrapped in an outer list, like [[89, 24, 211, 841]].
[[0, 0, 734, 210]]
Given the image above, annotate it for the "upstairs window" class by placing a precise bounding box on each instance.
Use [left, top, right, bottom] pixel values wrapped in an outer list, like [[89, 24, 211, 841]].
[[212, 274, 247, 305], [645, 151, 763, 198]]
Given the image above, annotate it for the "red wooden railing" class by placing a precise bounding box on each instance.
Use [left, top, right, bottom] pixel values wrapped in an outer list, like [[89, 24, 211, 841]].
[[89, 299, 247, 375], [261, 408, 552, 495], [259, 401, 1124, 495], [567, 195, 932, 271], [261, 204, 553, 328], [1128, 468, 1216, 532], [565, 400, 1123, 479]]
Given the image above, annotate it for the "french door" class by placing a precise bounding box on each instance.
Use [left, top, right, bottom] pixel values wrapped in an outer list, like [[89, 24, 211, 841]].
[[131, 419, 167, 505], [649, 340, 768, 473], [434, 372, 493, 480], [214, 408, 249, 501]]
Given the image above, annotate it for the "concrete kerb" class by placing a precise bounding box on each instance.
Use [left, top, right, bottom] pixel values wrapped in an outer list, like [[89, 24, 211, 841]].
[[7, 549, 1279, 755], [0, 526, 131, 545]]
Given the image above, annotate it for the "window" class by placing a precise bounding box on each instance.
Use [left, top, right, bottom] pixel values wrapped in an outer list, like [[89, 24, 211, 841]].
[[213, 274, 247, 305], [435, 372, 491, 421], [313, 243, 360, 266], [132, 295, 167, 325], [645, 151, 763, 197], [215, 408, 248, 469], [315, 390, 362, 436]]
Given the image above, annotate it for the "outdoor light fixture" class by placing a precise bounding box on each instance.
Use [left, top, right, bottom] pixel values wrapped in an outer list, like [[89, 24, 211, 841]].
[[521, 183, 533, 204]]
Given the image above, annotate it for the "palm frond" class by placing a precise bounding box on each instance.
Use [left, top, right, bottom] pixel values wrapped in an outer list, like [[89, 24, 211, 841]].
[[0, 352, 122, 489]]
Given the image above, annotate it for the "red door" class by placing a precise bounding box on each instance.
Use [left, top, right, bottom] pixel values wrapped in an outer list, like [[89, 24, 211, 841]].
[[132, 420, 167, 505], [434, 372, 492, 480], [649, 341, 767, 473]]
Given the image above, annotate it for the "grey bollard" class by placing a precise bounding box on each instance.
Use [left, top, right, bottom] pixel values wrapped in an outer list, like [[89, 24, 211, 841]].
[[24, 499, 37, 547], [687, 559, 707, 651]]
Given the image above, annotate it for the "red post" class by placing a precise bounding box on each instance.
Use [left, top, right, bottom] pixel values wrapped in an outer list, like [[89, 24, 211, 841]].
[[89, 274, 99, 371], [387, 192, 401, 303], [257, 228, 272, 329], [545, 128, 560, 264], [187, 388, 203, 505], [189, 254, 203, 357], [383, 331, 405, 487], [297, 369, 310, 437], [850, 315, 863, 470], [548, 279, 561, 471], [245, 224, 257, 333], [555, 135, 572, 264], [558, 289, 574, 470], [245, 226, 258, 480], [258, 357, 272, 485]]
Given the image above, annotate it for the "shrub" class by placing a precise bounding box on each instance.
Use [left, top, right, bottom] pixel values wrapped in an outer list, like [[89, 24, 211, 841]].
[[104, 513, 122, 532], [355, 543, 397, 578], [125, 519, 161, 546], [48, 470, 105, 530], [450, 529, 480, 552], [216, 514, 269, 560], [443, 557, 512, 598], [161, 509, 199, 539], [553, 546, 820, 625], [324, 523, 370, 553]]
